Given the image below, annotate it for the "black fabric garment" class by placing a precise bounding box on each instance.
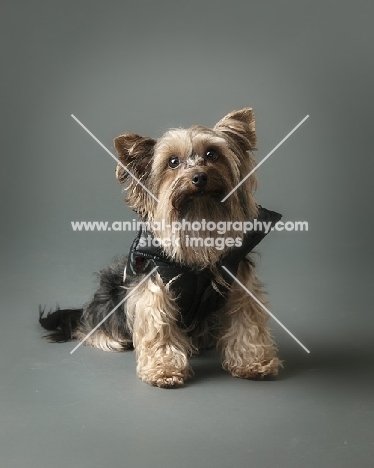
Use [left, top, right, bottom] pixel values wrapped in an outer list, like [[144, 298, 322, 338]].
[[124, 206, 282, 331]]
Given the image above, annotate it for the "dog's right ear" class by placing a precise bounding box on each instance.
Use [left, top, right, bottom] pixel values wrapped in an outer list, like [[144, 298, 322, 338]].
[[114, 133, 156, 184]]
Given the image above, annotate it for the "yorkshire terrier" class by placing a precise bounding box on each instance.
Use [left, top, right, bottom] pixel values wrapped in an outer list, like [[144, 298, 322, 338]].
[[40, 107, 283, 388]]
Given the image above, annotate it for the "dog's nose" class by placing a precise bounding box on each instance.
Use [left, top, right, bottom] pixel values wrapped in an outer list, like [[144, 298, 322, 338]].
[[191, 172, 208, 188]]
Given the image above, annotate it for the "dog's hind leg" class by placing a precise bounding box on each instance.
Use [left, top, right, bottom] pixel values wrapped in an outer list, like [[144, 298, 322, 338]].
[[40, 255, 132, 352], [74, 256, 133, 352]]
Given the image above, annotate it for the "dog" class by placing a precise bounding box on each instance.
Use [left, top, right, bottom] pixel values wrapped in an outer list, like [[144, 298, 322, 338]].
[[39, 107, 283, 388]]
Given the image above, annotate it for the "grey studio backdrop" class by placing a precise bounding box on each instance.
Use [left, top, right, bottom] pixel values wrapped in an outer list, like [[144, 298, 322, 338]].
[[1, 1, 374, 468]]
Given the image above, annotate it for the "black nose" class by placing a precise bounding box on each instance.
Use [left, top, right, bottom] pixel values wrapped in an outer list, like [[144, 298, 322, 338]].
[[191, 172, 208, 188]]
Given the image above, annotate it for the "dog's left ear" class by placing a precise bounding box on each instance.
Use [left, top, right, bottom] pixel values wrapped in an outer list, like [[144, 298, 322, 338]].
[[214, 108, 257, 151]]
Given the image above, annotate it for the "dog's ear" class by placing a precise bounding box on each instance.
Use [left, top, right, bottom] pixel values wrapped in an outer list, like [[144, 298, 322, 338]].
[[114, 133, 156, 184], [214, 108, 257, 151], [114, 133, 157, 216]]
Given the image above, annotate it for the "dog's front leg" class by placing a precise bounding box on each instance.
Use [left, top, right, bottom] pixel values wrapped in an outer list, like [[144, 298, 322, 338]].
[[127, 276, 193, 388], [218, 261, 282, 379]]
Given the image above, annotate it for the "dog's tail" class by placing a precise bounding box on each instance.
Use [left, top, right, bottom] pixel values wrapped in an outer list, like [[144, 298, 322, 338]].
[[39, 306, 83, 342]]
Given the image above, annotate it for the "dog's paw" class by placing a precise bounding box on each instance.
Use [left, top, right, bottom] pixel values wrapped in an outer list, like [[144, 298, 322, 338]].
[[141, 371, 186, 388], [138, 366, 192, 388], [227, 357, 282, 380], [155, 374, 185, 388]]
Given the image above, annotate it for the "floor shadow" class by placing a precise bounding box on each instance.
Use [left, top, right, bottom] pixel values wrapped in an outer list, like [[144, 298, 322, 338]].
[[185, 344, 374, 384], [277, 343, 374, 380]]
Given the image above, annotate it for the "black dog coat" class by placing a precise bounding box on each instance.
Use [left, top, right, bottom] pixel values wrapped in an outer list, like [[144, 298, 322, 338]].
[[125, 207, 282, 331]]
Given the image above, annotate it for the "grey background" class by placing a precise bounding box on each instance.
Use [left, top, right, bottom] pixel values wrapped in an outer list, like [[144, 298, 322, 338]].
[[1, 1, 374, 467]]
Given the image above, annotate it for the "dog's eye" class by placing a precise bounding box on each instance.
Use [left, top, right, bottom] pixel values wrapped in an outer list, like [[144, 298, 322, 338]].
[[168, 156, 180, 169], [205, 149, 218, 161]]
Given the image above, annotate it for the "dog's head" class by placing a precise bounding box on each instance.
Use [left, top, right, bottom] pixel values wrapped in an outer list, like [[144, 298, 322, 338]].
[[114, 108, 259, 265], [115, 108, 258, 217]]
